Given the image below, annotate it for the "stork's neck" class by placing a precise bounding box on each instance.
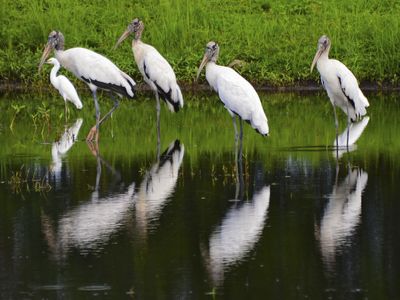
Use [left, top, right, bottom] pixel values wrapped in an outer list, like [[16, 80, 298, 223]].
[[54, 50, 66, 66], [49, 63, 60, 88], [134, 30, 143, 42], [205, 62, 219, 91]]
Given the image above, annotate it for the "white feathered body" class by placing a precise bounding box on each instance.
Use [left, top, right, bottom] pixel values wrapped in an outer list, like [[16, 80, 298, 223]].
[[55, 48, 136, 98], [317, 56, 369, 121], [205, 62, 269, 136], [132, 40, 183, 112], [49, 60, 82, 109]]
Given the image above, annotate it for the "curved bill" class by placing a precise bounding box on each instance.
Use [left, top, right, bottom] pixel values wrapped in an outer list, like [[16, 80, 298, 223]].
[[38, 43, 52, 73], [113, 30, 130, 50], [310, 48, 322, 73], [196, 55, 209, 82]]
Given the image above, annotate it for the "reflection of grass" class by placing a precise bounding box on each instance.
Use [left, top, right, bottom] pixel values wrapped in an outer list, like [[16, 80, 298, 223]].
[[0, 92, 399, 171], [8, 165, 51, 195]]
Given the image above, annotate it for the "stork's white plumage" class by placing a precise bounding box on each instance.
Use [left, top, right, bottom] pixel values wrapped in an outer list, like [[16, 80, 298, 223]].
[[311, 35, 369, 146], [46, 58, 82, 114], [39, 31, 136, 142], [114, 18, 183, 113], [197, 42, 269, 138]]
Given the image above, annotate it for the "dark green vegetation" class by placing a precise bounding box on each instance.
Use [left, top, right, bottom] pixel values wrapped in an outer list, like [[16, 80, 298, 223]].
[[1, 0, 400, 87]]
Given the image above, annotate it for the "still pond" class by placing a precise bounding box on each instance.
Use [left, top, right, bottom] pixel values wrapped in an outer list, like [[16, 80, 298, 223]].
[[0, 91, 399, 299]]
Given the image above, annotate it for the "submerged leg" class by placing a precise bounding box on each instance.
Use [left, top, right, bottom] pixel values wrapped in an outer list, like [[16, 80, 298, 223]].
[[86, 90, 101, 142], [87, 92, 119, 143], [156, 92, 161, 160], [239, 118, 244, 144], [332, 104, 339, 158], [232, 115, 238, 143], [346, 104, 351, 150], [234, 138, 244, 201]]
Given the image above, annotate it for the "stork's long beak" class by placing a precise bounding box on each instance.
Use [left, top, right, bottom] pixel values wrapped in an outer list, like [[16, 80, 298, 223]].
[[113, 30, 130, 50], [39, 43, 52, 73], [196, 55, 209, 82], [310, 47, 323, 73]]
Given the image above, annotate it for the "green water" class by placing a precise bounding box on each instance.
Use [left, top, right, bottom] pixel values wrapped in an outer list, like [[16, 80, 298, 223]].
[[0, 91, 399, 299]]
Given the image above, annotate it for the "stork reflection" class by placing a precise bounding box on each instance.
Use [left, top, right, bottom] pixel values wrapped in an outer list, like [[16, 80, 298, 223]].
[[333, 116, 369, 158], [42, 143, 135, 261], [317, 165, 368, 273], [205, 139, 271, 285], [135, 140, 184, 240], [50, 118, 83, 185]]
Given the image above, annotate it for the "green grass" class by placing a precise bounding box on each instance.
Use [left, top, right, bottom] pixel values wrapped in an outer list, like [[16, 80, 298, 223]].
[[0, 0, 399, 87]]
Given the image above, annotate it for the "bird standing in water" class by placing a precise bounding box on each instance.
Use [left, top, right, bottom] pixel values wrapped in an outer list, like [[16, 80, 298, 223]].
[[114, 18, 184, 152], [196, 41, 269, 143], [311, 35, 369, 148], [39, 31, 136, 143], [46, 57, 82, 119]]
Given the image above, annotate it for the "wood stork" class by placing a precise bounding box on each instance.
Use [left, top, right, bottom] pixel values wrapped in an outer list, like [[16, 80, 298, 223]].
[[39, 31, 136, 142], [46, 58, 82, 118], [114, 18, 184, 147], [196, 41, 269, 141], [311, 35, 370, 147]]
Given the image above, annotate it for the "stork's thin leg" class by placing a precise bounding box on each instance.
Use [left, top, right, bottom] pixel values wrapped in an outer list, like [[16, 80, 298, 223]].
[[155, 92, 161, 160], [232, 115, 238, 143], [346, 104, 351, 150], [98, 93, 119, 126], [239, 118, 244, 145], [87, 92, 119, 143], [87, 90, 101, 142], [332, 104, 339, 157], [234, 136, 244, 201]]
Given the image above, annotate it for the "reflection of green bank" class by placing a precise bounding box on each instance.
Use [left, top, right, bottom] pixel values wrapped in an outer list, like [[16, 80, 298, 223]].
[[0, 92, 398, 170], [1, 0, 399, 86]]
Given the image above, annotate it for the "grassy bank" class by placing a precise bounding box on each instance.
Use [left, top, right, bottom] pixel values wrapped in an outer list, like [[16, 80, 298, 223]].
[[0, 0, 399, 87]]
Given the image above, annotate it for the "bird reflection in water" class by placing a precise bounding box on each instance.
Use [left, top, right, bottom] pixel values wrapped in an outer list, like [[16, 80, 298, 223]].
[[50, 118, 83, 186], [316, 165, 368, 274], [42, 142, 136, 261], [135, 140, 184, 241], [204, 138, 271, 286], [333, 116, 369, 158]]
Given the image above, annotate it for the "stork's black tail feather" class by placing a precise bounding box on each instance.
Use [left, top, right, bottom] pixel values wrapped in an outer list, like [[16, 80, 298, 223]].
[[81, 76, 135, 99], [155, 82, 181, 112]]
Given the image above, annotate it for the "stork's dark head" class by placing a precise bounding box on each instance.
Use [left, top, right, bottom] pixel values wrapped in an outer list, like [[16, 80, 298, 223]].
[[114, 18, 144, 50], [311, 35, 331, 72], [39, 30, 65, 72], [128, 18, 144, 36], [196, 41, 220, 81]]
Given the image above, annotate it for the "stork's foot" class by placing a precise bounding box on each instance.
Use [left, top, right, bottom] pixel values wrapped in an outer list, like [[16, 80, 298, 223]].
[[86, 139, 99, 157], [86, 126, 99, 143]]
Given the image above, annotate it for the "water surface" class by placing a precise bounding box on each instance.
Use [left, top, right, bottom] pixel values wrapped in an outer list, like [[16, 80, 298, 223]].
[[0, 91, 399, 299]]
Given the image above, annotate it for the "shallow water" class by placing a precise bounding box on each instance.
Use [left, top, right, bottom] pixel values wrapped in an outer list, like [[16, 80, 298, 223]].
[[0, 91, 399, 299]]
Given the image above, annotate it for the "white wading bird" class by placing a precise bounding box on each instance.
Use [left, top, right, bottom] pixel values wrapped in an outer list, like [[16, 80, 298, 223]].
[[311, 35, 369, 147], [114, 18, 184, 143], [46, 58, 82, 117], [39, 31, 136, 142], [196, 41, 269, 140]]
